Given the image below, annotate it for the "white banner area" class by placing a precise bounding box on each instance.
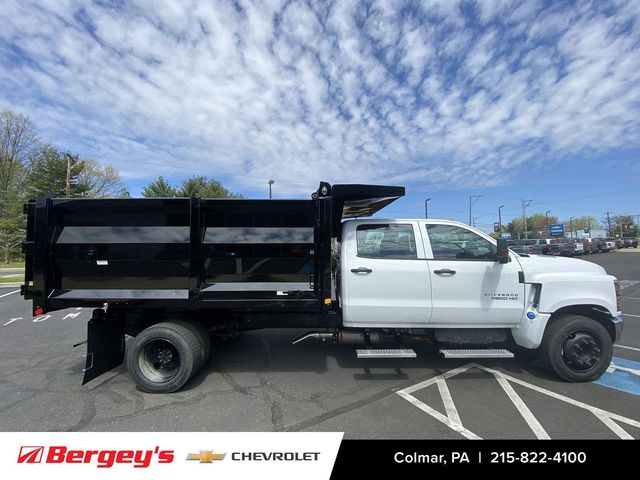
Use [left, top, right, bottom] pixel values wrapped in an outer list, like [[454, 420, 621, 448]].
[[0, 432, 343, 480]]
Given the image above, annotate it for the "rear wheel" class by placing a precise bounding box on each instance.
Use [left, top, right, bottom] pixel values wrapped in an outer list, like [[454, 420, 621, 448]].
[[541, 315, 612, 382], [188, 321, 211, 368], [126, 320, 202, 393]]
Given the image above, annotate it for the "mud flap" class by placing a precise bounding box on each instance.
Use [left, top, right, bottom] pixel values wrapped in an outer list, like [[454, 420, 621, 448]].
[[82, 309, 125, 385]]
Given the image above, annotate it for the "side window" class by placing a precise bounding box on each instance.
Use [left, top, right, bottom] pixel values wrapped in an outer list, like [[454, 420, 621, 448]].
[[356, 224, 417, 259], [426, 224, 496, 261]]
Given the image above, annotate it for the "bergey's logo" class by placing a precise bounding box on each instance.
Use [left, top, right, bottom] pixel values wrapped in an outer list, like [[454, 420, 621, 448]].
[[18, 446, 44, 464], [17, 446, 174, 468]]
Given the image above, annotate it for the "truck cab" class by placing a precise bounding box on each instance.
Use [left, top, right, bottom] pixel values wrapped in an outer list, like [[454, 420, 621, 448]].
[[340, 218, 622, 382]]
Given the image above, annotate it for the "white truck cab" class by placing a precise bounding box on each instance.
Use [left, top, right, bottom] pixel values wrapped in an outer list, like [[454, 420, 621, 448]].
[[340, 218, 623, 382]]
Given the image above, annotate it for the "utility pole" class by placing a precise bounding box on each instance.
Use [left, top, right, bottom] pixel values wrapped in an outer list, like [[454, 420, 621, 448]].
[[545, 210, 551, 237], [268, 179, 275, 199], [569, 217, 575, 239], [522, 199, 533, 239], [469, 195, 482, 226], [606, 212, 612, 237], [473, 217, 479, 228], [65, 153, 72, 198], [424, 198, 431, 219], [498, 205, 504, 236]]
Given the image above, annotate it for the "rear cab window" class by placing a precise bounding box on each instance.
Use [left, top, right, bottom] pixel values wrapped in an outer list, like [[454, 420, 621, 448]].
[[356, 224, 418, 259]]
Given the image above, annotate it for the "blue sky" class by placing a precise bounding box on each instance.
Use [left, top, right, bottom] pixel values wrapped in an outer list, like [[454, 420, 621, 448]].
[[1, 0, 639, 230]]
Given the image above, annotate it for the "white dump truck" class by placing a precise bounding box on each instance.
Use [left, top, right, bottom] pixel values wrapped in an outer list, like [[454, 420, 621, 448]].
[[22, 182, 622, 392]]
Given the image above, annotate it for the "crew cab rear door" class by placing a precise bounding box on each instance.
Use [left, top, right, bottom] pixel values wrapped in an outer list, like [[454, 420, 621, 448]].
[[341, 220, 432, 328], [422, 222, 524, 325]]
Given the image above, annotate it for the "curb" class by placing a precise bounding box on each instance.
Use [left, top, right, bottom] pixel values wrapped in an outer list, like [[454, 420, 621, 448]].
[[0, 283, 21, 288]]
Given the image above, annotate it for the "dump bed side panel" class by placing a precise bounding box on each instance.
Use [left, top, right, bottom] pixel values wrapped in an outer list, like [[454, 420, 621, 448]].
[[23, 197, 324, 314]]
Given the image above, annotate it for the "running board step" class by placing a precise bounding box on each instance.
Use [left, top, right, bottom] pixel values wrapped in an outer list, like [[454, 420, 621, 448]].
[[356, 348, 416, 359], [440, 348, 514, 359]]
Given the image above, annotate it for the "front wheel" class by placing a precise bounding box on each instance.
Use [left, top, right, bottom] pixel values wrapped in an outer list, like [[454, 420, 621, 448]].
[[541, 315, 612, 382]]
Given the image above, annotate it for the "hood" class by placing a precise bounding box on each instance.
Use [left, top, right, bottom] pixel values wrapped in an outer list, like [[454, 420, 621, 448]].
[[515, 254, 607, 278]]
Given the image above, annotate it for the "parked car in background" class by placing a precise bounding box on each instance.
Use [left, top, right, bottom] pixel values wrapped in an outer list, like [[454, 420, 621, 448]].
[[546, 238, 576, 256], [605, 238, 618, 250], [615, 238, 624, 249], [581, 238, 594, 254], [623, 237, 638, 248], [591, 238, 608, 252], [566, 238, 584, 255], [529, 238, 555, 254], [507, 239, 533, 255]]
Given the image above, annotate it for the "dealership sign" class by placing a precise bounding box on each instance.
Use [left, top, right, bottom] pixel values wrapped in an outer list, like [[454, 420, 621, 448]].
[[549, 224, 564, 236]]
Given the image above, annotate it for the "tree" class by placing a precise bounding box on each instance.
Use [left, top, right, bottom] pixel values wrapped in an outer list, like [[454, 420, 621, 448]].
[[0, 110, 39, 201], [141, 176, 178, 198], [0, 110, 39, 265], [610, 215, 636, 237], [567, 216, 601, 231], [141, 176, 244, 198], [26, 145, 88, 198], [505, 213, 558, 239], [77, 159, 130, 198], [0, 199, 23, 265], [177, 176, 244, 198]]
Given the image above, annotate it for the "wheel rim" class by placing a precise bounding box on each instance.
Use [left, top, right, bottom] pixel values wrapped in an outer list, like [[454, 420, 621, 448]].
[[139, 339, 181, 382], [561, 330, 602, 371]]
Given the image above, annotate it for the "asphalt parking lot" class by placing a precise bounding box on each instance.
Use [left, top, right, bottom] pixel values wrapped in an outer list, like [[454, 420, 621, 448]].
[[1, 251, 639, 438]]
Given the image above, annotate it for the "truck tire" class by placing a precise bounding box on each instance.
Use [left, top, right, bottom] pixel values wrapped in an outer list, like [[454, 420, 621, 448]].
[[188, 320, 211, 369], [540, 315, 612, 382], [126, 321, 201, 393]]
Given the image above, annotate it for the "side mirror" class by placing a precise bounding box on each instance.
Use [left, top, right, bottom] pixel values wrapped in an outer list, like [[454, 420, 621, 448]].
[[496, 238, 510, 263]]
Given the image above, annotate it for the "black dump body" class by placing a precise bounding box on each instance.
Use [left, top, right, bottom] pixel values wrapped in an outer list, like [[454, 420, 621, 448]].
[[22, 182, 404, 320]]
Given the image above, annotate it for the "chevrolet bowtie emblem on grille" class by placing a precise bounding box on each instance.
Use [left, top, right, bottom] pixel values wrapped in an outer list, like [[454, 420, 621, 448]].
[[186, 451, 226, 463]]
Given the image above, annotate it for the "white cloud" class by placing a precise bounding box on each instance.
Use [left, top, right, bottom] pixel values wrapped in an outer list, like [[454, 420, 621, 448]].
[[0, 0, 639, 195]]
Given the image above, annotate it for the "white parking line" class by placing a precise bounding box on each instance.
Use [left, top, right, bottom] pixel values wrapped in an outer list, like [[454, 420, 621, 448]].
[[622, 313, 640, 318], [608, 363, 640, 376], [593, 412, 634, 440], [397, 363, 640, 440], [0, 290, 19, 299], [622, 297, 640, 300], [436, 379, 462, 426], [615, 344, 640, 352], [494, 373, 550, 439], [3, 317, 22, 326]]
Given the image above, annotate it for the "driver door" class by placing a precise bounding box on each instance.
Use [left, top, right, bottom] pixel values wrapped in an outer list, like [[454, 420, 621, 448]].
[[423, 223, 524, 325]]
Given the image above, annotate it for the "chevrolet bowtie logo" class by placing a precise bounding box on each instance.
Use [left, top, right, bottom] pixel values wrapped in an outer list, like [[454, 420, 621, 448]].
[[186, 451, 226, 463]]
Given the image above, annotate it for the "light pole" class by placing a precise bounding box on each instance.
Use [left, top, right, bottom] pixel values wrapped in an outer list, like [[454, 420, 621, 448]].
[[545, 210, 551, 236], [473, 217, 479, 228], [569, 217, 575, 239], [498, 205, 504, 236], [469, 195, 483, 226], [268, 179, 275, 199], [424, 198, 431, 219], [522, 199, 533, 239]]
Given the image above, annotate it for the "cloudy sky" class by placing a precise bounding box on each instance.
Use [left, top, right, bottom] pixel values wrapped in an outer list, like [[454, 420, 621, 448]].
[[1, 0, 639, 228]]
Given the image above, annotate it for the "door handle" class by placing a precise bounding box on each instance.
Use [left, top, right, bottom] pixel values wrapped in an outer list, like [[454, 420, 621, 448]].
[[434, 268, 456, 275], [351, 267, 373, 274]]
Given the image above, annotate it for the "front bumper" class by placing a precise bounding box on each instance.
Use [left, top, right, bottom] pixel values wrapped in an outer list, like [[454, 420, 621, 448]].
[[612, 314, 624, 342]]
